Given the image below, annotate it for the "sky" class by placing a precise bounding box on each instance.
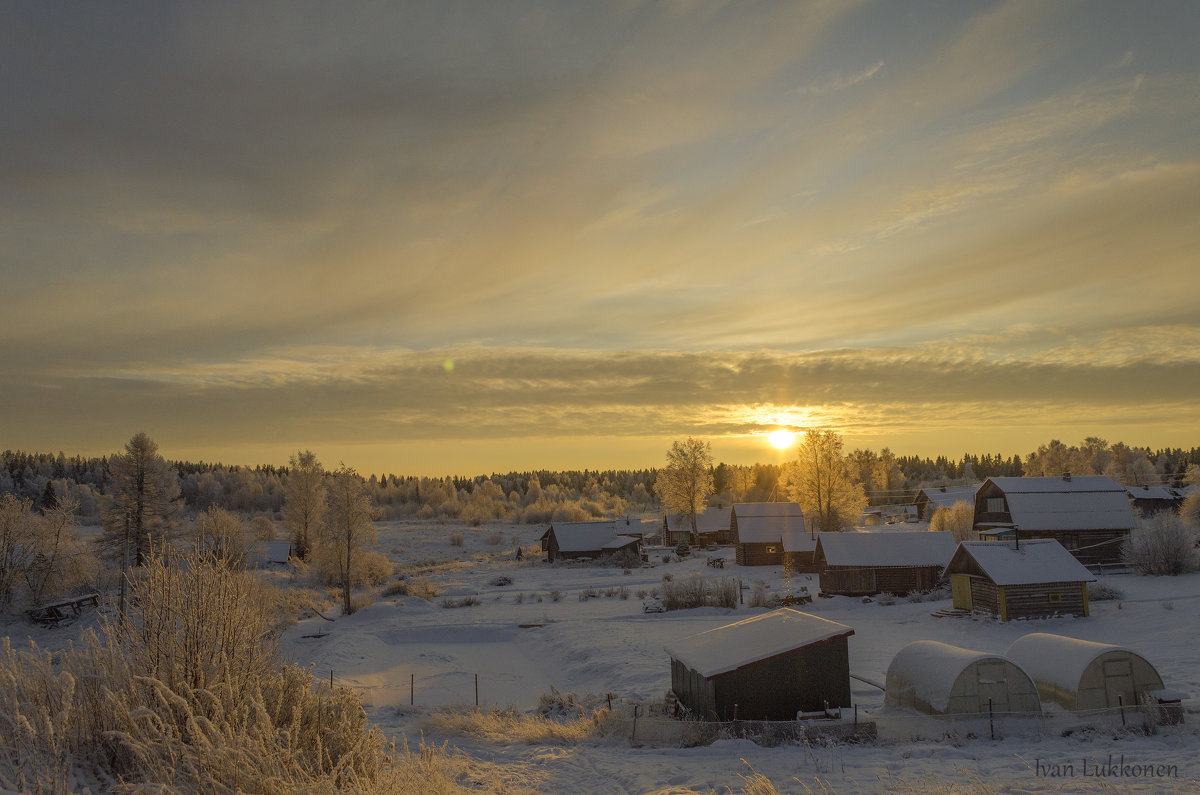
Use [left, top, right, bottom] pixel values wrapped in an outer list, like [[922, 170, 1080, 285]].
[[2, 1, 1198, 476]]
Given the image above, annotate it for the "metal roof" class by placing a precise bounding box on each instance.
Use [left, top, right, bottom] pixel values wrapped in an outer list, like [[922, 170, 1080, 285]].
[[817, 531, 956, 568], [948, 539, 1096, 586]]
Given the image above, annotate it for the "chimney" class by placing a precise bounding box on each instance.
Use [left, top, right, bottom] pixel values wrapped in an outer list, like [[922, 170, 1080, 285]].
[[1062, 472, 1071, 482]]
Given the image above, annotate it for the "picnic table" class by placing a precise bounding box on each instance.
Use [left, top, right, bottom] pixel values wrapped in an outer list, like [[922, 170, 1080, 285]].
[[27, 592, 101, 626]]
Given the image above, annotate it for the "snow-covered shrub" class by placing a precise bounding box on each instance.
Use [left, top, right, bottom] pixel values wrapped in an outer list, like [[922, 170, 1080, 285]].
[[875, 592, 898, 605], [1090, 581, 1124, 601], [929, 500, 975, 542], [449, 532, 465, 547], [1123, 513, 1199, 575], [748, 580, 770, 608], [660, 574, 737, 610], [1180, 490, 1200, 529]]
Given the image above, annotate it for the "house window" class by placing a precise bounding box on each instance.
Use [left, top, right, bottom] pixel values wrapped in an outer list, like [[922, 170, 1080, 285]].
[[986, 497, 1005, 513], [766, 546, 777, 554], [1048, 593, 1062, 604]]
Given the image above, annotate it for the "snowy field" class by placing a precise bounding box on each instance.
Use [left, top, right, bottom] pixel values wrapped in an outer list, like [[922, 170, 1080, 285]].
[[280, 519, 1200, 794], [9, 518, 1200, 793]]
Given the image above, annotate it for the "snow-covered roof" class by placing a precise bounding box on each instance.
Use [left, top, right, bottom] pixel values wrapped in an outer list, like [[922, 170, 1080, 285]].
[[917, 486, 978, 511], [987, 475, 1124, 494], [735, 503, 805, 544], [549, 521, 624, 552], [601, 536, 640, 551], [782, 526, 817, 553], [984, 476, 1135, 532], [886, 641, 1025, 713], [948, 540, 1095, 585], [1125, 485, 1184, 501], [251, 539, 291, 565], [734, 502, 804, 518], [817, 532, 956, 568], [665, 608, 853, 678], [665, 506, 731, 533], [1006, 633, 1155, 695]]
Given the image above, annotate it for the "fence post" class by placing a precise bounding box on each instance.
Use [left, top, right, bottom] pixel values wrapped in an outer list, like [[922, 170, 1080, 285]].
[[854, 704, 858, 728], [1119, 694, 1126, 727], [631, 704, 639, 745], [475, 673, 479, 708], [330, 669, 334, 690], [411, 673, 414, 706], [988, 698, 994, 740]]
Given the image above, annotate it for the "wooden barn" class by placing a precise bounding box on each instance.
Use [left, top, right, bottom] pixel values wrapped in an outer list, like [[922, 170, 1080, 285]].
[[814, 532, 956, 596], [885, 641, 1042, 716], [944, 539, 1095, 621], [1006, 633, 1166, 714], [1125, 485, 1185, 516], [731, 502, 806, 566], [972, 475, 1135, 565], [914, 485, 978, 521], [540, 521, 641, 563], [663, 506, 732, 547], [665, 609, 854, 721]]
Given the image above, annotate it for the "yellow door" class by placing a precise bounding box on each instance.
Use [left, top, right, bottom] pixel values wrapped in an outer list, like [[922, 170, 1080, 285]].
[[951, 574, 973, 610]]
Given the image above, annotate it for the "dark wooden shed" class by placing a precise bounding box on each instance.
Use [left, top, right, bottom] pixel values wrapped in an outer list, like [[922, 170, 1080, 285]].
[[665, 609, 854, 721], [731, 502, 806, 566], [540, 521, 641, 563], [815, 531, 955, 596]]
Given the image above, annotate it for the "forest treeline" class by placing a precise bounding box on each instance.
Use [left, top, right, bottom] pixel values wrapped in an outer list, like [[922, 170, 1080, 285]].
[[2, 439, 1197, 524]]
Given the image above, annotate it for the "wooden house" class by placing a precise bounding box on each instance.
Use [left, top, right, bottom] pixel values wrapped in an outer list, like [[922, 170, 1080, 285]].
[[1006, 633, 1166, 714], [885, 641, 1042, 716], [540, 521, 641, 563], [814, 532, 956, 596], [944, 539, 1095, 621], [914, 485, 978, 521], [663, 506, 732, 547], [1125, 485, 1185, 516], [665, 609, 854, 721], [972, 475, 1135, 565], [731, 502, 806, 566]]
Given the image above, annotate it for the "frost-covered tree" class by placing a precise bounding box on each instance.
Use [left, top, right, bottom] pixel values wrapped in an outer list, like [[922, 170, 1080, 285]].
[[320, 466, 377, 615], [0, 493, 37, 608], [929, 500, 975, 542], [1123, 513, 1198, 576], [193, 505, 250, 568], [654, 438, 714, 538], [781, 430, 867, 532], [283, 450, 326, 560], [1180, 490, 1200, 530]]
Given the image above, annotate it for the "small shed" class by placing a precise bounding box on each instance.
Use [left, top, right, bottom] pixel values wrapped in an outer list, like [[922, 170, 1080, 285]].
[[815, 532, 956, 596], [782, 528, 819, 573], [1006, 633, 1166, 713], [731, 502, 805, 566], [914, 485, 978, 521], [1125, 485, 1185, 516], [540, 521, 641, 563], [663, 506, 732, 547], [665, 609, 854, 721], [885, 640, 1042, 716], [249, 540, 291, 568], [944, 539, 1095, 621]]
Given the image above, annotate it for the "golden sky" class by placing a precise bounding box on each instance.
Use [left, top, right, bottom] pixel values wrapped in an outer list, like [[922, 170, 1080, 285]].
[[2, 2, 1198, 474]]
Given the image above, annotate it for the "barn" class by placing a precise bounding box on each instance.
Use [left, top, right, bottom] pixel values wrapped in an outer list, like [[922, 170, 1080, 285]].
[[1006, 633, 1166, 714], [731, 502, 806, 566], [663, 506, 732, 547], [665, 608, 854, 721], [914, 485, 978, 521], [885, 640, 1042, 716], [944, 539, 1095, 621], [540, 521, 641, 563], [972, 475, 1135, 565], [814, 532, 956, 596]]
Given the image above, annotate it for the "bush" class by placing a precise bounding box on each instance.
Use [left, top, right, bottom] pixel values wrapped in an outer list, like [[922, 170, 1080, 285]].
[[660, 574, 738, 611], [1124, 513, 1198, 575], [1090, 581, 1125, 601], [486, 531, 503, 545], [930, 501, 975, 542], [449, 532, 465, 547]]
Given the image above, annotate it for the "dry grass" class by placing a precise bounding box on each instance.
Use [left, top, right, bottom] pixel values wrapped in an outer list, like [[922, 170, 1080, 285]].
[[421, 705, 621, 746]]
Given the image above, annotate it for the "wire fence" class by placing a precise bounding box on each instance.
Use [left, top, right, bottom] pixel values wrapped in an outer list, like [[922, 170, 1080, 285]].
[[629, 700, 1194, 748]]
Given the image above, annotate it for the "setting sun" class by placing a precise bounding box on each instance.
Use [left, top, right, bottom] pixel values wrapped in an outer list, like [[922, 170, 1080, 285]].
[[767, 430, 796, 449]]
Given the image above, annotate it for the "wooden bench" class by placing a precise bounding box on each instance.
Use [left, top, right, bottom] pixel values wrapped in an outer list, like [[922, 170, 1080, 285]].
[[27, 592, 101, 626]]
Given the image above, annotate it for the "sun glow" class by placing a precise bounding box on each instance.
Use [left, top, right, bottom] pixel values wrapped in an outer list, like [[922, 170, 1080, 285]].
[[767, 430, 796, 449]]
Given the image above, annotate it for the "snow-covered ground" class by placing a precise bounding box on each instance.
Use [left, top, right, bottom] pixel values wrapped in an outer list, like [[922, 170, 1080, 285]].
[[277, 519, 1200, 793], [8, 518, 1198, 793]]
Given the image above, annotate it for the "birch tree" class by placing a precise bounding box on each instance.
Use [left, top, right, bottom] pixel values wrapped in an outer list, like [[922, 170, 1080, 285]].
[[283, 450, 326, 560], [782, 430, 867, 532], [654, 438, 714, 538], [321, 466, 377, 615]]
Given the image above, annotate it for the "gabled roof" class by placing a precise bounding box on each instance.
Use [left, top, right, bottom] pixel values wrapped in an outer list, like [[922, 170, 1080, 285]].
[[985, 476, 1135, 532], [946, 539, 1096, 585], [665, 608, 853, 678], [916, 485, 978, 511], [782, 526, 817, 553], [665, 506, 732, 533], [548, 521, 625, 553], [817, 531, 956, 568], [734, 502, 806, 544], [1125, 485, 1184, 501]]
